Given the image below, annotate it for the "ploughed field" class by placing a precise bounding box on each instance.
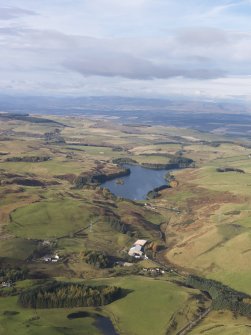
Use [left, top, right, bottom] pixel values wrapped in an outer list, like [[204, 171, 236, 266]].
[[0, 113, 251, 334]]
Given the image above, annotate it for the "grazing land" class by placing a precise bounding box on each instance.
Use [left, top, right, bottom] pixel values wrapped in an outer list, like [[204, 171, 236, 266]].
[[0, 112, 251, 334]]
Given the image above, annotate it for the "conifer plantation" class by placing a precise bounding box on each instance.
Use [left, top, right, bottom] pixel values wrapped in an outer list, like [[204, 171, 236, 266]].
[[19, 281, 123, 309]]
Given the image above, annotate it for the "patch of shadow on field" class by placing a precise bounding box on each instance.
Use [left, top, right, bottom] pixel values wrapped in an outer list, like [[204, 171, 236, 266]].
[[198, 240, 228, 256], [200, 324, 224, 333], [67, 311, 92, 319], [198, 224, 246, 256], [242, 248, 251, 254], [28, 271, 51, 279], [67, 311, 120, 335], [65, 288, 132, 318], [3, 311, 20, 316]]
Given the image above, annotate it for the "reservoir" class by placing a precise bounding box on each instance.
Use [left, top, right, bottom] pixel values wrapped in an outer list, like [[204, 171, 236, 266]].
[[101, 164, 168, 201]]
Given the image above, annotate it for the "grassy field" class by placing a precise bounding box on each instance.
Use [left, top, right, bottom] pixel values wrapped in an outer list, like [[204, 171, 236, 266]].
[[0, 276, 207, 335], [0, 157, 95, 177], [0, 238, 37, 260], [1, 115, 251, 334], [0, 276, 208, 335], [161, 162, 251, 294], [9, 199, 95, 239], [190, 311, 251, 335], [0, 296, 102, 335], [97, 276, 207, 335], [194, 166, 251, 195]]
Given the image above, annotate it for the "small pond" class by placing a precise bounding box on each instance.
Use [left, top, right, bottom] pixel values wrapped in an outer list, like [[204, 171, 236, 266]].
[[101, 164, 169, 200], [95, 315, 119, 335], [67, 311, 119, 335]]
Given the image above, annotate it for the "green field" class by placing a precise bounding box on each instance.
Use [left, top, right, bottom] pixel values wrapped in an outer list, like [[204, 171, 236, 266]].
[[0, 296, 102, 335], [0, 238, 37, 260], [98, 276, 203, 335], [9, 199, 95, 239], [1, 114, 251, 334], [162, 162, 251, 294], [190, 311, 251, 335], [0, 276, 207, 335], [0, 158, 94, 176]]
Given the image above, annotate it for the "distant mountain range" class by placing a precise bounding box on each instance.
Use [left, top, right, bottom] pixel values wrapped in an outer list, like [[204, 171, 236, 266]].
[[1, 95, 251, 136]]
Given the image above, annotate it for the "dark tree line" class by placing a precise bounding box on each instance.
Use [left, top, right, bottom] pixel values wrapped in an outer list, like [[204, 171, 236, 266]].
[[0, 267, 29, 282], [6, 156, 51, 162], [186, 275, 251, 317], [75, 168, 130, 188], [168, 156, 194, 168], [216, 167, 245, 173], [147, 185, 170, 199], [141, 158, 194, 170], [105, 216, 130, 234], [19, 281, 122, 309], [112, 156, 194, 170], [112, 157, 137, 165]]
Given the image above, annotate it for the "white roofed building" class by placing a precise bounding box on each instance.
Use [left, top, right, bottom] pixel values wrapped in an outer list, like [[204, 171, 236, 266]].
[[128, 239, 148, 258]]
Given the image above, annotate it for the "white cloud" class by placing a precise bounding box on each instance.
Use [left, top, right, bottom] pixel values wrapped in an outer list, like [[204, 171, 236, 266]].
[[0, 6, 37, 20], [0, 0, 251, 98]]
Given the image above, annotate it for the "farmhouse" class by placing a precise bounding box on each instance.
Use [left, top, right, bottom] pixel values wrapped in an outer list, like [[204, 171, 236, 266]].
[[128, 239, 148, 258], [1, 281, 12, 288], [42, 253, 59, 263]]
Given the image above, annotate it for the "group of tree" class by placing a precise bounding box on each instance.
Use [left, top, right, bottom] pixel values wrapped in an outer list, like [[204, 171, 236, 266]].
[[112, 157, 137, 165], [75, 168, 130, 188], [105, 215, 130, 234], [6, 156, 51, 162], [147, 185, 170, 199], [28, 241, 57, 261], [216, 167, 245, 173], [0, 267, 29, 282], [186, 275, 251, 317], [18, 281, 122, 308], [84, 250, 112, 268], [169, 156, 195, 168], [44, 128, 65, 143]]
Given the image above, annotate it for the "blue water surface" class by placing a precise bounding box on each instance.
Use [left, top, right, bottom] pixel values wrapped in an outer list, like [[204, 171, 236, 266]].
[[101, 164, 168, 200]]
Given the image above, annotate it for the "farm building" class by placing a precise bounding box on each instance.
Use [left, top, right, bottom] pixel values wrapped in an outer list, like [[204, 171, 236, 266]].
[[1, 281, 12, 288], [42, 253, 59, 263], [128, 239, 148, 258]]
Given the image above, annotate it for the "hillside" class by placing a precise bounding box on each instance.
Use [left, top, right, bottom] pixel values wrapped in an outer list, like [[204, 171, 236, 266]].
[[0, 114, 250, 335]]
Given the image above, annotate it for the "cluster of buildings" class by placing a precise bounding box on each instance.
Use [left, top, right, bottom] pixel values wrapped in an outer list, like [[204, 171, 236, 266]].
[[142, 267, 165, 275], [144, 203, 157, 211], [42, 253, 60, 263], [128, 239, 148, 259], [1, 281, 13, 288]]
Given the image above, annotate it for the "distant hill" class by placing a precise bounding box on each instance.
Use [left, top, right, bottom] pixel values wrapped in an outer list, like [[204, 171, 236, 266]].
[[1, 95, 251, 136]]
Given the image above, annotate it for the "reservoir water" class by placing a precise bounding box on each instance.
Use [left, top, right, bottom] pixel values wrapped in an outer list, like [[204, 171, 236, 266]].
[[101, 164, 168, 200]]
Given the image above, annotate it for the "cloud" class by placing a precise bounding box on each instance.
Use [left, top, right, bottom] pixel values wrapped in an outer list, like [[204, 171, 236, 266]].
[[177, 27, 229, 46], [0, 7, 37, 20], [0, 25, 241, 82], [203, 2, 243, 17], [64, 51, 225, 80], [0, 25, 248, 79], [0, 1, 251, 98]]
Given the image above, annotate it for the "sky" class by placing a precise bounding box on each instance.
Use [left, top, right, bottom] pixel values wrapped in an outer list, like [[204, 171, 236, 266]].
[[1, 0, 251, 99]]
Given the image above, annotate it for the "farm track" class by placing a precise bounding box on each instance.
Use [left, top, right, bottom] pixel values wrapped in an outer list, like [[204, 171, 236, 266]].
[[149, 254, 213, 335], [175, 308, 212, 335]]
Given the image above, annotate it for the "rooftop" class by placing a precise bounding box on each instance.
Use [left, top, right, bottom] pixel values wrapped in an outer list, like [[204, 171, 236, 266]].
[[134, 239, 148, 247]]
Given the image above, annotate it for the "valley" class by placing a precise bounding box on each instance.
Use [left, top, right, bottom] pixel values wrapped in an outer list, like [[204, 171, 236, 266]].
[[0, 111, 251, 335]]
